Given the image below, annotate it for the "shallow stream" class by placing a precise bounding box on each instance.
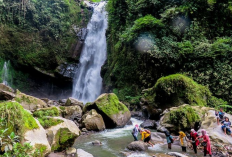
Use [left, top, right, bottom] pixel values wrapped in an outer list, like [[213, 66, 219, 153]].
[[74, 118, 205, 157]]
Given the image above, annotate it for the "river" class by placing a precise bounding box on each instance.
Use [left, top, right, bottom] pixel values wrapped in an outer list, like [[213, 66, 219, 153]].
[[74, 118, 205, 157]]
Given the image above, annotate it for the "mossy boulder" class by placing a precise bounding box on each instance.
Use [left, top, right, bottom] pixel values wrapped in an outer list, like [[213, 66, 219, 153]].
[[159, 104, 212, 132], [24, 119, 51, 156], [33, 107, 60, 117], [0, 101, 51, 155], [45, 117, 80, 151], [14, 90, 48, 111], [84, 93, 131, 128], [33, 107, 63, 129], [81, 109, 105, 131], [142, 74, 212, 109], [0, 101, 39, 135]]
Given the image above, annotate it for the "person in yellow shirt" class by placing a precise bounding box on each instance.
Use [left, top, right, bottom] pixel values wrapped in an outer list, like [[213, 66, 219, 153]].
[[140, 129, 154, 147]]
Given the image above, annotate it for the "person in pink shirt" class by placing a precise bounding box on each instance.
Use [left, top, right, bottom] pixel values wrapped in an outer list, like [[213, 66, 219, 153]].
[[197, 129, 212, 157]]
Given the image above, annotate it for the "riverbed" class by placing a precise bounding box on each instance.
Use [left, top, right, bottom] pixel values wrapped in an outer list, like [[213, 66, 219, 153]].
[[74, 118, 205, 157]]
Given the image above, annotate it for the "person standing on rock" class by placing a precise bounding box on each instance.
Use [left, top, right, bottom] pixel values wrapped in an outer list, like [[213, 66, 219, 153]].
[[164, 130, 173, 149], [140, 129, 154, 147], [174, 131, 188, 152], [132, 124, 139, 141], [189, 129, 199, 154], [197, 129, 212, 157]]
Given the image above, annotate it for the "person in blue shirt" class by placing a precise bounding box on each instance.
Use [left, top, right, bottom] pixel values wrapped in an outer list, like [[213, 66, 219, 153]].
[[164, 130, 173, 149], [221, 117, 232, 137], [215, 108, 225, 125]]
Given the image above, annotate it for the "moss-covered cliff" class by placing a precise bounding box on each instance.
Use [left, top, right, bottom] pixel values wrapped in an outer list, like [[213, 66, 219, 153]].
[[0, 0, 91, 72]]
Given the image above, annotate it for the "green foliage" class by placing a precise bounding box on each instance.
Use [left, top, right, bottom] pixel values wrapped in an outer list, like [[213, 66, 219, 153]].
[[0, 101, 39, 136], [33, 107, 60, 117], [142, 74, 212, 108], [3, 142, 44, 157], [0, 0, 91, 71], [0, 125, 19, 153], [37, 117, 63, 129], [169, 105, 200, 129], [104, 0, 232, 105]]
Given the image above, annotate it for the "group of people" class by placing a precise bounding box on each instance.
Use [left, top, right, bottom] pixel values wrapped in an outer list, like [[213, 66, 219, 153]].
[[165, 129, 212, 156], [131, 108, 231, 156], [132, 125, 212, 156], [215, 108, 232, 136]]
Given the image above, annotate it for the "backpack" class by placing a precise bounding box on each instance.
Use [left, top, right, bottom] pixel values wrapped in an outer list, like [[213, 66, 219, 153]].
[[144, 129, 151, 134], [169, 136, 174, 143]]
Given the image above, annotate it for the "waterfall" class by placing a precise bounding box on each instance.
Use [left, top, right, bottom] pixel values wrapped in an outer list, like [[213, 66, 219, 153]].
[[2, 61, 10, 86], [72, 2, 107, 104]]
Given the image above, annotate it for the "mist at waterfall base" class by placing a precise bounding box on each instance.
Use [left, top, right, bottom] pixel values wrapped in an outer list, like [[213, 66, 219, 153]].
[[72, 2, 107, 104]]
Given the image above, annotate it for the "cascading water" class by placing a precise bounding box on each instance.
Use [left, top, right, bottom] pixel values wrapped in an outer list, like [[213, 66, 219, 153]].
[[72, 2, 107, 104], [2, 61, 9, 86]]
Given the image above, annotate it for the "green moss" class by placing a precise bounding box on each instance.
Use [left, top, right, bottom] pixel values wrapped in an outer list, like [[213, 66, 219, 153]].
[[59, 106, 65, 111], [95, 93, 129, 116], [169, 105, 200, 130], [143, 74, 212, 108], [34, 144, 47, 155], [38, 117, 63, 129], [33, 107, 60, 117], [51, 128, 78, 151], [0, 101, 39, 135]]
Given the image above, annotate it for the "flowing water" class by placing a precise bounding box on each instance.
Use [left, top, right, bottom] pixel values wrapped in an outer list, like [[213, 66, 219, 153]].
[[2, 61, 10, 86], [72, 2, 107, 104], [74, 118, 205, 157]]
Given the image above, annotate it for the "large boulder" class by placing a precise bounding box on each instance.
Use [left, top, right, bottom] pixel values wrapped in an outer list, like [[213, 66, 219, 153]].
[[84, 93, 131, 128], [59, 105, 82, 121], [13, 90, 48, 111], [142, 74, 212, 109], [0, 101, 50, 155], [24, 119, 51, 156], [33, 107, 64, 129], [65, 97, 84, 108], [0, 83, 15, 100], [81, 109, 105, 131], [0, 90, 15, 100], [200, 109, 232, 145], [76, 149, 93, 157], [127, 141, 149, 151], [46, 117, 81, 151], [159, 104, 208, 132], [140, 119, 157, 129]]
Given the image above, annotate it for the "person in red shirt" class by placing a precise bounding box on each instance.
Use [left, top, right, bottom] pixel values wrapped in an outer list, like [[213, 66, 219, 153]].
[[196, 129, 212, 157], [189, 129, 199, 154]]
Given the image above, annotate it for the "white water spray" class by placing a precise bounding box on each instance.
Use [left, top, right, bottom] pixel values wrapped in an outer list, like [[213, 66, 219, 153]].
[[2, 61, 9, 86], [72, 2, 107, 104]]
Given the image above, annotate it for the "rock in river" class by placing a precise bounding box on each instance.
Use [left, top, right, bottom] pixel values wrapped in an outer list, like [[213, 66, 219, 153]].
[[84, 93, 131, 128], [81, 109, 105, 131], [127, 141, 149, 151]]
